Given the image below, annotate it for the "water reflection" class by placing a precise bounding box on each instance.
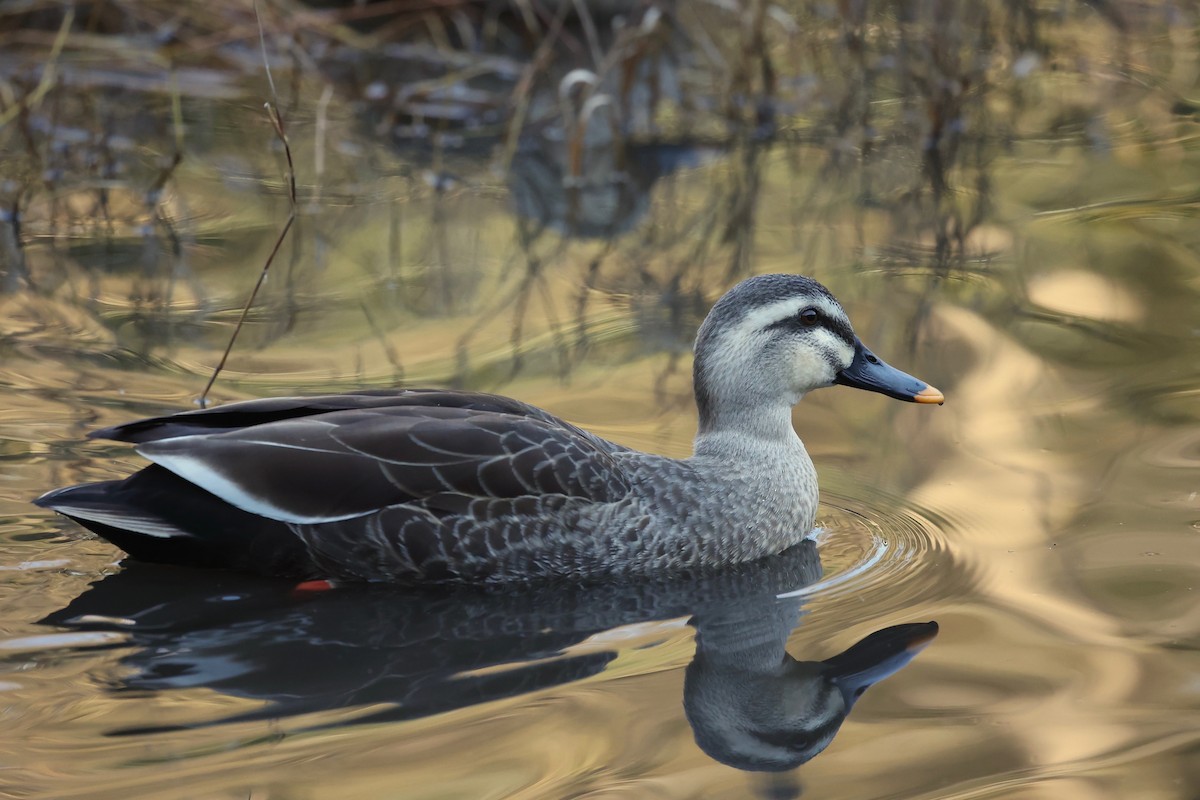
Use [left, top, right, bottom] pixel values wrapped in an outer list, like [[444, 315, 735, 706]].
[[0, 0, 1030, 378], [42, 540, 935, 776], [5, 2, 1199, 797], [509, 139, 725, 238], [686, 602, 935, 773]]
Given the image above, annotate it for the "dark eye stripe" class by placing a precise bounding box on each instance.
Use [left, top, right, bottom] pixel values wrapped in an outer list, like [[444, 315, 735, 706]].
[[765, 310, 856, 347], [827, 316, 855, 347]]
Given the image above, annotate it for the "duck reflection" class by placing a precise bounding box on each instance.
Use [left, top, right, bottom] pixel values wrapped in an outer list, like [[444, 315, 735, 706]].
[[686, 605, 936, 772], [42, 541, 935, 774]]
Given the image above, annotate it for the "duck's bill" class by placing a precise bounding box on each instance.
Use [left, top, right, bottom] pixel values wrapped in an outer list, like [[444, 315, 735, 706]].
[[835, 338, 944, 404], [825, 621, 939, 708]]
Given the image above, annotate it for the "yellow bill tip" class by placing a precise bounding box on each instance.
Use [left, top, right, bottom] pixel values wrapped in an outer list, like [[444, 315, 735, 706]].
[[914, 385, 945, 405]]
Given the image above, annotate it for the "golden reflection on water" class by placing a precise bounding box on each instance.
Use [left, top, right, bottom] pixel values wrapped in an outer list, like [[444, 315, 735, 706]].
[[2, 1, 1200, 798]]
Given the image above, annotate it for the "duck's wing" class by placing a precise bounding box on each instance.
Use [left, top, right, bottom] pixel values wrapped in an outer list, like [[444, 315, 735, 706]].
[[135, 405, 632, 525], [91, 389, 629, 455]]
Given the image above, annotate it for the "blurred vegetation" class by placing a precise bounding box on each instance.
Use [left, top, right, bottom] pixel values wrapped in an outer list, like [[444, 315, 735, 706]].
[[0, 0, 1197, 401]]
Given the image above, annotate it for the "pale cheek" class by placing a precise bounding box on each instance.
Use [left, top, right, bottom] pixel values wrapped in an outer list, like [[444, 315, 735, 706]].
[[791, 349, 835, 391]]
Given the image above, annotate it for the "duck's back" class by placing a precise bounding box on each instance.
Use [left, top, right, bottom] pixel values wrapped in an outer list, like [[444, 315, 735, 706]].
[[37, 390, 651, 582]]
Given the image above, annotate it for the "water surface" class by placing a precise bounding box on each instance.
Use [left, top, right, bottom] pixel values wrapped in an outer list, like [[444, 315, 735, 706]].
[[1, 2, 1199, 798]]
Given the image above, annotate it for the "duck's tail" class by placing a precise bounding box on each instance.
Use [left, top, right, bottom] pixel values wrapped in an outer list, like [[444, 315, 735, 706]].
[[34, 465, 317, 577]]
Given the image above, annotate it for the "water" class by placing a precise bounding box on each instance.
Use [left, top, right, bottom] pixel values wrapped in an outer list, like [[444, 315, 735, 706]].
[[2, 2, 1200, 798]]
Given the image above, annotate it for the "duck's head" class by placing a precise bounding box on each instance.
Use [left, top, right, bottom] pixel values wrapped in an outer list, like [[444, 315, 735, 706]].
[[693, 274, 942, 434]]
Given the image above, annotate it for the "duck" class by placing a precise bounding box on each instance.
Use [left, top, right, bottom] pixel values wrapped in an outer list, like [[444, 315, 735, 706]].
[[34, 273, 943, 583]]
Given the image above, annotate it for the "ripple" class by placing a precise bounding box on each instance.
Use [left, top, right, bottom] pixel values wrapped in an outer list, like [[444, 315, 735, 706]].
[[784, 487, 971, 608], [1139, 428, 1200, 469]]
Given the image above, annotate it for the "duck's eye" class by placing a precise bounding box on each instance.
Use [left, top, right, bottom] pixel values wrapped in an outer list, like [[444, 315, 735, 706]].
[[799, 308, 820, 326]]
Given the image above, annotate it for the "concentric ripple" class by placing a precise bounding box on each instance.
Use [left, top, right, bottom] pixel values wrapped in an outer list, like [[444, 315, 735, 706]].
[[780, 485, 972, 608]]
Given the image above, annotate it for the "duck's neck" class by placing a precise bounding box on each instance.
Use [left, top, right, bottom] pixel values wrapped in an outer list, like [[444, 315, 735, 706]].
[[693, 401, 802, 457], [693, 349, 804, 449]]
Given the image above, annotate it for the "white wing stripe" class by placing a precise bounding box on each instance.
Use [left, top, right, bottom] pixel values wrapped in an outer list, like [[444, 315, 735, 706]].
[[142, 451, 367, 524]]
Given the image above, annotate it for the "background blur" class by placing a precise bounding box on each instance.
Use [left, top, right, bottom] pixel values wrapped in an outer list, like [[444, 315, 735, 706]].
[[1, 1, 1199, 798]]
